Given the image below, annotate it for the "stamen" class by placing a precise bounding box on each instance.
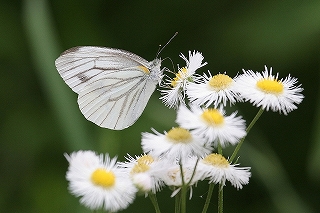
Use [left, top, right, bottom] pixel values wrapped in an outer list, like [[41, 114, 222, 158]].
[[201, 109, 224, 126], [256, 78, 284, 94], [166, 127, 192, 144], [171, 67, 188, 87], [91, 168, 115, 187], [208, 74, 233, 91], [132, 163, 150, 173], [132, 155, 154, 174], [202, 153, 229, 168], [137, 155, 154, 165]]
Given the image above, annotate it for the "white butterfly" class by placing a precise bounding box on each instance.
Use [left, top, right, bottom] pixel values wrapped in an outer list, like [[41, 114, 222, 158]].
[[55, 46, 164, 130]]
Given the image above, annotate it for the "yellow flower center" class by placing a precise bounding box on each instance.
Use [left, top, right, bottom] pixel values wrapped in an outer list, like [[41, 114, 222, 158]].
[[131, 155, 154, 174], [256, 78, 284, 94], [201, 109, 224, 126], [131, 163, 150, 174], [91, 168, 115, 188], [137, 155, 154, 165], [171, 67, 188, 87], [202, 153, 229, 168], [208, 74, 233, 91], [166, 127, 192, 144]]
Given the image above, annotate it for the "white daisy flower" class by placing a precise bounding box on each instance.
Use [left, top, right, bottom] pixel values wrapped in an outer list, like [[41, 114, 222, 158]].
[[119, 154, 163, 194], [234, 66, 304, 114], [198, 153, 251, 189], [155, 156, 206, 198], [65, 151, 137, 212], [186, 72, 241, 108], [176, 104, 246, 147], [141, 127, 212, 161], [160, 51, 207, 108]]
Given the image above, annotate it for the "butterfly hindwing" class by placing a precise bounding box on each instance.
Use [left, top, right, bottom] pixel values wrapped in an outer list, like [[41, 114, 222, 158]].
[[77, 67, 157, 129]]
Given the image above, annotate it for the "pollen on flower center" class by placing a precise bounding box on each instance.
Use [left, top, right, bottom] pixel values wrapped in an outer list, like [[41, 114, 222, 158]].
[[166, 127, 192, 144], [131, 163, 150, 174], [202, 153, 229, 168], [208, 74, 233, 91], [171, 67, 188, 87], [256, 78, 284, 94], [137, 155, 154, 165], [131, 155, 154, 174], [91, 168, 115, 188], [201, 109, 224, 126]]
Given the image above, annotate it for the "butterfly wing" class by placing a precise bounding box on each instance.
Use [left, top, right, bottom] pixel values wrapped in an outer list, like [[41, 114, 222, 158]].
[[55, 46, 151, 93], [55, 46, 161, 129]]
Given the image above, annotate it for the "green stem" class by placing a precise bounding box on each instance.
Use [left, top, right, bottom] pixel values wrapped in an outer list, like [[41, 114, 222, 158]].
[[175, 189, 181, 213], [178, 160, 187, 213], [187, 158, 200, 185], [149, 193, 161, 213], [179, 161, 186, 185], [180, 185, 187, 213], [201, 183, 215, 213], [218, 184, 224, 213], [230, 107, 264, 162], [217, 143, 223, 155]]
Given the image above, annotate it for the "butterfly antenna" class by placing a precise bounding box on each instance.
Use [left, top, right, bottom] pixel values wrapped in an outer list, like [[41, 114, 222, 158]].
[[161, 57, 176, 73], [156, 32, 178, 57]]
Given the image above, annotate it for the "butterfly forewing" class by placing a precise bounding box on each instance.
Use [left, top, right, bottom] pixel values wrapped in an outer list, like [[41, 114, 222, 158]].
[[55, 46, 162, 130], [55, 47, 150, 93]]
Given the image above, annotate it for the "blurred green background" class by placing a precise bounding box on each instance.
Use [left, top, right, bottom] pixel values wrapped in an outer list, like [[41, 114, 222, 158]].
[[1, 0, 320, 212]]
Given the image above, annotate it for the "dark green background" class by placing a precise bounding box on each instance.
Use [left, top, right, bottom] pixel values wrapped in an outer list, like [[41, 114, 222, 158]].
[[1, 0, 320, 212]]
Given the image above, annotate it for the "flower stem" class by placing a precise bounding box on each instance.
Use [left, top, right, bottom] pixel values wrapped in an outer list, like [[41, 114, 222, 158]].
[[218, 143, 223, 155], [230, 107, 264, 162], [201, 183, 215, 213], [218, 184, 224, 213], [149, 193, 161, 213], [178, 160, 187, 213], [175, 191, 180, 213], [180, 185, 187, 213], [187, 158, 200, 185]]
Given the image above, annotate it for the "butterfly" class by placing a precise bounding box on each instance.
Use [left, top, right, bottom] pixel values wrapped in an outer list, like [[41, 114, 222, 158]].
[[55, 46, 164, 130]]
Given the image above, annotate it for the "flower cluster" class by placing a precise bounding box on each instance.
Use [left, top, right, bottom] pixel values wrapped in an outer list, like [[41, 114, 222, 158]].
[[64, 51, 304, 212]]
